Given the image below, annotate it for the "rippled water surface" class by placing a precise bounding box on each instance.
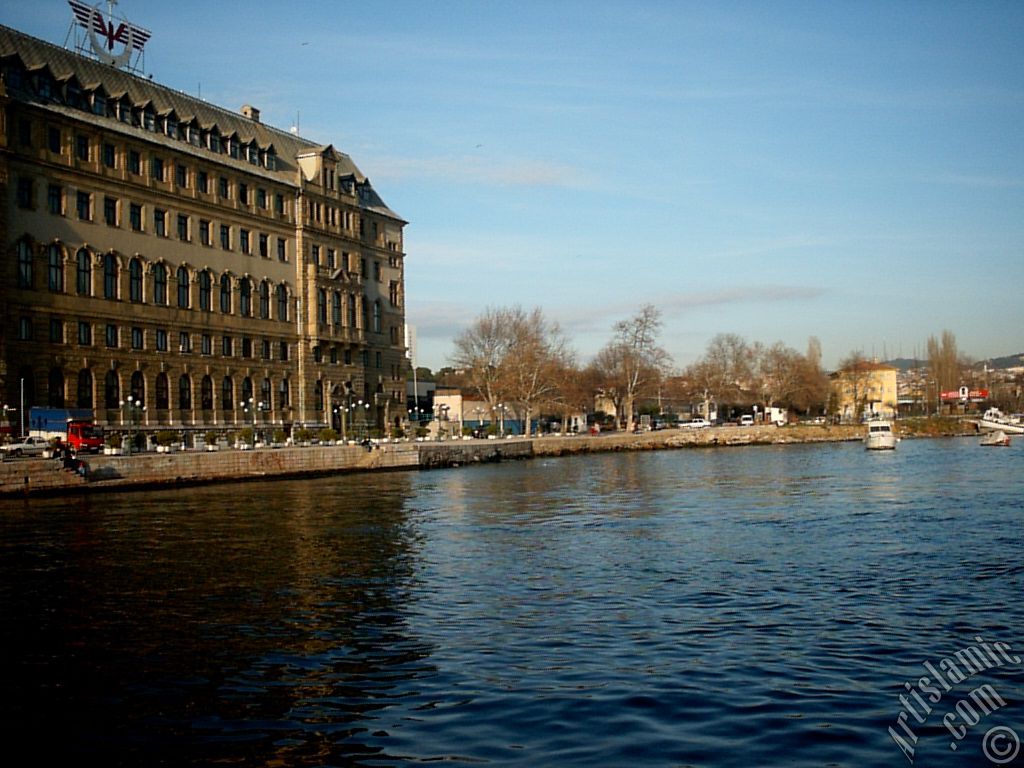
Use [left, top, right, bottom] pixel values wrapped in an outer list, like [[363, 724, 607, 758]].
[[2, 439, 1022, 766]]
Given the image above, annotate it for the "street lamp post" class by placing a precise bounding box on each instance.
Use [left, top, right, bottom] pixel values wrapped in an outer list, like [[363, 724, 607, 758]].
[[244, 397, 264, 446], [2, 404, 16, 440], [497, 403, 507, 437], [119, 395, 144, 455], [435, 403, 450, 440]]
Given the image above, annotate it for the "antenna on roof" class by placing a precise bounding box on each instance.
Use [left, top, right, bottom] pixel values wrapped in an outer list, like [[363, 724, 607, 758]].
[[66, 0, 151, 74], [290, 110, 300, 136]]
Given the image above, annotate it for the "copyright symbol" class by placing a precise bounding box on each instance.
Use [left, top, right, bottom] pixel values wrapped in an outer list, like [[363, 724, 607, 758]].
[[983, 726, 1021, 765]]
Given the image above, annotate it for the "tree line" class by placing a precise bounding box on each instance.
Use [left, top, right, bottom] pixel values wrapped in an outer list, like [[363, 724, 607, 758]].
[[447, 304, 834, 434]]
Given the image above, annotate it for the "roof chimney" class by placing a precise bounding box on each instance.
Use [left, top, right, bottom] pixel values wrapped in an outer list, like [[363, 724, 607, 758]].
[[241, 104, 260, 123]]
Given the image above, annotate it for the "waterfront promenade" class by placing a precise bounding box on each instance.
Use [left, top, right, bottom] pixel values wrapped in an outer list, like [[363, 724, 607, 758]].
[[0, 422, 964, 497]]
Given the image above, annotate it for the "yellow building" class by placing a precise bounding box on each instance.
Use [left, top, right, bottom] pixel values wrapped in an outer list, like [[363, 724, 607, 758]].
[[0, 23, 408, 440], [829, 361, 898, 422]]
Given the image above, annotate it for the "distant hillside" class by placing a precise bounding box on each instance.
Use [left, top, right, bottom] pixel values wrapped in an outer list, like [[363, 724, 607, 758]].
[[978, 353, 1024, 370], [884, 353, 1024, 372]]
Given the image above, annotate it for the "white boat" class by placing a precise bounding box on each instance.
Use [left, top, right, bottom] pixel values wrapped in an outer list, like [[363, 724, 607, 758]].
[[978, 408, 1024, 435], [980, 430, 1011, 447], [864, 419, 897, 450]]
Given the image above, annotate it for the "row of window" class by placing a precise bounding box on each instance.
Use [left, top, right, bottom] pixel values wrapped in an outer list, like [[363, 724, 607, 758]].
[[15, 241, 293, 320], [16, 177, 292, 262], [19, 122, 288, 209], [7, 60, 280, 171], [45, 367, 290, 412], [15, 316, 294, 361]]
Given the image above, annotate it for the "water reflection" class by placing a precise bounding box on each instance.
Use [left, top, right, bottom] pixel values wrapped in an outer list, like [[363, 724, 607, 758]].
[[1, 474, 432, 765], [2, 440, 1022, 767]]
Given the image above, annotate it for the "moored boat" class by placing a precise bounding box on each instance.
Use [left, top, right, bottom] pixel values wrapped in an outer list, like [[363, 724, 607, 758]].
[[978, 408, 1024, 435], [980, 430, 1011, 447], [864, 419, 897, 450]]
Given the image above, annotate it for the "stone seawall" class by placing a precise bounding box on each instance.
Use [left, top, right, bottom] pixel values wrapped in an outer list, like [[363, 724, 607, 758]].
[[418, 439, 533, 468], [0, 425, 879, 498], [0, 442, 420, 497], [531, 424, 864, 456]]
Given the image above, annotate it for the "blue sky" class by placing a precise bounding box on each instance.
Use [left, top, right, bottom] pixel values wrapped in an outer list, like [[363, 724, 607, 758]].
[[7, 1, 1023, 370]]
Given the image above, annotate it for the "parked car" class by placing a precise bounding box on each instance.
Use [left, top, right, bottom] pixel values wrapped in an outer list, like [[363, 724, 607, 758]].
[[687, 418, 711, 429], [738, 415, 755, 427], [0, 435, 49, 457]]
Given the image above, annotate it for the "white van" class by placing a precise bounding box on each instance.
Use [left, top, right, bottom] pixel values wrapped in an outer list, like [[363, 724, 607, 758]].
[[739, 414, 754, 427]]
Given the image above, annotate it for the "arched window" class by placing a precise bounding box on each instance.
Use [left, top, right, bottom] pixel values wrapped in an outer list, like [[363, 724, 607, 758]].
[[279, 378, 290, 408], [153, 263, 167, 305], [221, 376, 234, 410], [17, 240, 33, 288], [129, 257, 143, 302], [130, 370, 145, 403], [317, 288, 327, 324], [77, 369, 93, 408], [48, 367, 65, 407], [373, 300, 382, 333], [259, 280, 270, 319], [332, 291, 341, 325], [241, 376, 253, 405], [315, 379, 324, 412], [261, 377, 271, 408], [104, 369, 120, 408], [276, 284, 288, 321], [178, 374, 192, 409], [76, 248, 91, 295], [239, 278, 251, 317], [48, 244, 64, 292], [200, 375, 213, 410], [198, 270, 211, 311], [220, 274, 231, 313], [177, 266, 190, 308], [155, 373, 169, 410], [103, 253, 118, 299]]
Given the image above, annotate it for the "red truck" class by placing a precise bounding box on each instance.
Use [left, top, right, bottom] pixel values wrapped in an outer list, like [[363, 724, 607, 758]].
[[28, 407, 105, 453]]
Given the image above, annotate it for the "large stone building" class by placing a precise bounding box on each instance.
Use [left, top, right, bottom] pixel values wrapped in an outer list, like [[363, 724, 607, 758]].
[[0, 23, 408, 440]]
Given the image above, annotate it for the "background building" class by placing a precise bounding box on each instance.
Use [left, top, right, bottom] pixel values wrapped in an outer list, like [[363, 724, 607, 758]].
[[0, 23, 408, 440], [829, 361, 898, 422]]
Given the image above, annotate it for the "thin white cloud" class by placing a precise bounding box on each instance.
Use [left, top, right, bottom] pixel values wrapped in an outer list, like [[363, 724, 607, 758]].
[[554, 285, 827, 334], [361, 153, 595, 190]]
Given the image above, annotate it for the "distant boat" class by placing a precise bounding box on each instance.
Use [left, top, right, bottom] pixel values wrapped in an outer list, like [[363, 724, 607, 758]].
[[864, 419, 897, 451], [978, 408, 1024, 435], [980, 430, 1011, 447]]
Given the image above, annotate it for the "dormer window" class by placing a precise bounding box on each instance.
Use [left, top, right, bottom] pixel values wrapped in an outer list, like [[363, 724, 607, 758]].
[[166, 116, 177, 138], [66, 81, 83, 108], [6, 63, 23, 91], [143, 108, 155, 131], [266, 149, 277, 171], [117, 99, 130, 122], [228, 138, 239, 159], [92, 92, 106, 116], [36, 72, 52, 99], [209, 132, 221, 153]]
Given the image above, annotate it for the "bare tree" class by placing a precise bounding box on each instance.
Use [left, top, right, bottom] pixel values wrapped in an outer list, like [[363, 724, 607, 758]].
[[500, 307, 571, 436], [685, 333, 753, 419], [451, 306, 514, 414], [927, 330, 960, 393], [594, 305, 671, 431], [835, 351, 873, 422]]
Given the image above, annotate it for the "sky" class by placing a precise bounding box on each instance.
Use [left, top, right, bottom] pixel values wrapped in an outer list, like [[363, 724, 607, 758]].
[[5, 0, 1023, 371]]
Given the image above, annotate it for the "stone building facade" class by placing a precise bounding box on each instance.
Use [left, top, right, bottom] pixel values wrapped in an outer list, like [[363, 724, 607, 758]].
[[0, 24, 408, 439]]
